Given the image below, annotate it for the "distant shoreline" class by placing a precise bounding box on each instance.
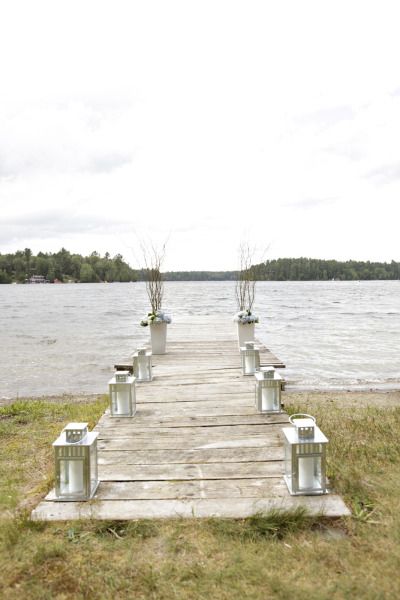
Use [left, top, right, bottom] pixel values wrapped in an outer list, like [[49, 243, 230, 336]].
[[1, 250, 399, 283], [3, 278, 400, 285]]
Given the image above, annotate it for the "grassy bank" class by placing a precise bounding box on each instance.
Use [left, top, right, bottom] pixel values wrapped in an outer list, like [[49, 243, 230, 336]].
[[0, 395, 399, 599]]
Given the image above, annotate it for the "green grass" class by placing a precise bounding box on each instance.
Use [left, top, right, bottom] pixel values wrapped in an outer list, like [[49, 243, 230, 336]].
[[1, 396, 400, 599], [0, 398, 108, 513]]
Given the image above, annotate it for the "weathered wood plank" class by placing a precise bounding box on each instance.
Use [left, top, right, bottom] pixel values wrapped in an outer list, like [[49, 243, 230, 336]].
[[98, 435, 283, 451], [110, 402, 272, 416], [96, 413, 289, 429], [32, 495, 351, 520], [45, 478, 291, 501], [98, 461, 283, 481], [96, 423, 286, 438], [97, 446, 284, 465]]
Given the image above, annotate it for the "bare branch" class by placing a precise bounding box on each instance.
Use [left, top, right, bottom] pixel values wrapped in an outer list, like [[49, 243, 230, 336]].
[[235, 241, 257, 313], [141, 241, 167, 313]]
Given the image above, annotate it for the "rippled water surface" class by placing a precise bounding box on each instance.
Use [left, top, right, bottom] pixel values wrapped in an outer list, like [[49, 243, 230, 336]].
[[0, 281, 399, 398]]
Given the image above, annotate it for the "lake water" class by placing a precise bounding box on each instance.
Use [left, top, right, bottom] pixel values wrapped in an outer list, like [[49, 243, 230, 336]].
[[0, 281, 399, 399]]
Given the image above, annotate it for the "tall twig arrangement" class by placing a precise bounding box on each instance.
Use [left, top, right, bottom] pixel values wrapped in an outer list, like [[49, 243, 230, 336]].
[[141, 242, 166, 314], [235, 242, 256, 313]]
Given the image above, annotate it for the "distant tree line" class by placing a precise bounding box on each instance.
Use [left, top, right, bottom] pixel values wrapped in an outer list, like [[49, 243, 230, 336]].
[[164, 258, 400, 281], [0, 248, 137, 283], [251, 258, 400, 281], [163, 270, 236, 281], [1, 251, 399, 283]]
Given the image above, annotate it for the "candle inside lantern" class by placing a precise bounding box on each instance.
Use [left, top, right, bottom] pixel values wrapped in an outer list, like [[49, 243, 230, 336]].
[[116, 388, 130, 414], [137, 354, 148, 379], [299, 457, 314, 489], [261, 386, 275, 411], [245, 354, 256, 374], [260, 367, 275, 410], [244, 341, 256, 374], [139, 359, 147, 379], [68, 460, 84, 493]]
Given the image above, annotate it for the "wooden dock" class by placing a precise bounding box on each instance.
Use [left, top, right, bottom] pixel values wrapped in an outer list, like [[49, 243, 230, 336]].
[[32, 316, 350, 520]]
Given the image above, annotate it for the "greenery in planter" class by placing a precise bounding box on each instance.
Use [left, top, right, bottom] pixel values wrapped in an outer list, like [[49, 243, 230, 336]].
[[140, 311, 172, 327]]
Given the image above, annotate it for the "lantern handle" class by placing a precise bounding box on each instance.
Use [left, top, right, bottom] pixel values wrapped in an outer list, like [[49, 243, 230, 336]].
[[289, 413, 316, 425]]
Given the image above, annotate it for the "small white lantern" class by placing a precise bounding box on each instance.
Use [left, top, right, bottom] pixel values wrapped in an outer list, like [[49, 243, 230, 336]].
[[283, 414, 328, 495], [53, 423, 99, 501], [133, 347, 153, 381], [240, 341, 260, 375], [109, 370, 136, 417], [255, 366, 283, 413]]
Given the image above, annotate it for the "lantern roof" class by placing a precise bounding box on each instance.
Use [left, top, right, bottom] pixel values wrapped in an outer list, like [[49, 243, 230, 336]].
[[240, 344, 259, 352], [255, 369, 282, 382], [109, 373, 135, 384], [133, 348, 152, 357], [53, 428, 98, 447], [282, 425, 328, 444], [64, 422, 88, 429]]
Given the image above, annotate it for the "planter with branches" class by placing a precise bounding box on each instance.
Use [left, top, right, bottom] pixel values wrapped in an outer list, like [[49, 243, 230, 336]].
[[234, 243, 259, 347], [140, 243, 171, 354]]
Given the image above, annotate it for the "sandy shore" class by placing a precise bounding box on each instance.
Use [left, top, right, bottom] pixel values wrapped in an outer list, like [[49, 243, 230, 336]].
[[1, 390, 399, 408]]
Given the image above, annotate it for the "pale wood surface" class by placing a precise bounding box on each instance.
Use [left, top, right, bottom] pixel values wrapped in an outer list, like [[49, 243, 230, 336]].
[[32, 316, 350, 520]]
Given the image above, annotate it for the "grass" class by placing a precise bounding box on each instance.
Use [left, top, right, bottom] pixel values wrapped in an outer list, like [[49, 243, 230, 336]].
[[0, 395, 400, 599], [0, 398, 108, 513]]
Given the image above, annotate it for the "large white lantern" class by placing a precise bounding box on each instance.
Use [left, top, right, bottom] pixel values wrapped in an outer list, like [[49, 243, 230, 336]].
[[240, 341, 260, 375], [283, 414, 328, 495], [254, 366, 283, 413], [109, 370, 136, 417], [133, 347, 153, 382], [53, 423, 99, 501]]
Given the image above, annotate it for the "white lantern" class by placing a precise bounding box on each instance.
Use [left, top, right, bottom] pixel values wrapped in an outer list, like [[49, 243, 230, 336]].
[[53, 423, 99, 501], [283, 414, 328, 495], [133, 347, 153, 381], [109, 370, 136, 417], [240, 341, 260, 375], [255, 366, 283, 413]]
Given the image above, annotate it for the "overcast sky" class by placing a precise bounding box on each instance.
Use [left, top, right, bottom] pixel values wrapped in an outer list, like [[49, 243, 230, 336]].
[[1, 1, 399, 270]]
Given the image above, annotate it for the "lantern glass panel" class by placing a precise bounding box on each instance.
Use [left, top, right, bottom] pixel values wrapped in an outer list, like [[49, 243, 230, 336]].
[[255, 370, 282, 413], [283, 424, 328, 495], [298, 455, 320, 490], [240, 346, 260, 375], [133, 349, 152, 381], [109, 373, 136, 417], [59, 458, 85, 495], [138, 355, 148, 379], [53, 427, 98, 501], [263, 385, 278, 411], [89, 439, 98, 492]]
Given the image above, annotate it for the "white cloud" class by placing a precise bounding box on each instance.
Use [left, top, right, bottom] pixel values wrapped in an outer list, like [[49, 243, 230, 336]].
[[0, 1, 400, 268]]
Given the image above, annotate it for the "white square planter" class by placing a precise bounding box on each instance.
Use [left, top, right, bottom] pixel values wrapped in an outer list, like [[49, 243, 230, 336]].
[[237, 322, 255, 348], [150, 322, 167, 354]]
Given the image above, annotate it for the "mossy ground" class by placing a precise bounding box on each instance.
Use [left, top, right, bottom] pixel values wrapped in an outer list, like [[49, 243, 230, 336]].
[[1, 394, 399, 599]]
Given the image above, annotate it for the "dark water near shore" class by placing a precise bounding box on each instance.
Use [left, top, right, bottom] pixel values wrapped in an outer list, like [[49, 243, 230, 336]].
[[0, 281, 399, 398]]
